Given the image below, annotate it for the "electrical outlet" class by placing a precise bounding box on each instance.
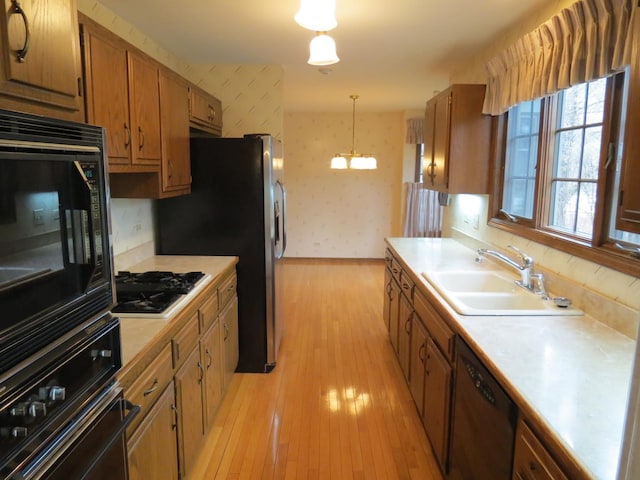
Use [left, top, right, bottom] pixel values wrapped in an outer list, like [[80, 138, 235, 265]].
[[33, 209, 44, 226]]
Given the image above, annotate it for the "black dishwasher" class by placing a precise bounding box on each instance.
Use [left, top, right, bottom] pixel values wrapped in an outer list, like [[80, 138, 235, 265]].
[[448, 337, 517, 480]]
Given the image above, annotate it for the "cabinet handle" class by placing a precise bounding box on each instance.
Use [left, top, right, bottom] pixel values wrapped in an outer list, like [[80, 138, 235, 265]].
[[10, 1, 30, 63], [205, 348, 212, 369], [197, 361, 204, 384], [124, 123, 131, 148], [138, 126, 145, 150], [208, 105, 215, 121], [224, 323, 229, 341], [170, 404, 178, 430], [404, 316, 412, 334], [427, 162, 436, 184], [143, 378, 159, 397], [418, 342, 426, 362]]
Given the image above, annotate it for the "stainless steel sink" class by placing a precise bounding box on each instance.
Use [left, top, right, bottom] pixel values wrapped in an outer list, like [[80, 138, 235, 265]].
[[421, 270, 583, 316]]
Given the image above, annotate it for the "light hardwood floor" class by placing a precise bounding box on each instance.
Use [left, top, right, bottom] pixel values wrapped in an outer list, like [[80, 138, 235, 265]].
[[188, 259, 443, 479]]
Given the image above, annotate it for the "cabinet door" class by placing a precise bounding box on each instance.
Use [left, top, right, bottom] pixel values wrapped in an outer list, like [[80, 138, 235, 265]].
[[423, 99, 437, 188], [0, 0, 83, 118], [128, 382, 179, 480], [409, 315, 428, 417], [383, 267, 393, 332], [128, 51, 161, 166], [221, 295, 239, 389], [397, 293, 412, 381], [512, 421, 568, 480], [159, 70, 190, 193], [432, 92, 451, 191], [388, 278, 401, 354], [423, 337, 452, 470], [174, 345, 205, 478], [81, 24, 130, 165], [616, 5, 640, 234], [189, 87, 222, 134], [202, 319, 222, 430]]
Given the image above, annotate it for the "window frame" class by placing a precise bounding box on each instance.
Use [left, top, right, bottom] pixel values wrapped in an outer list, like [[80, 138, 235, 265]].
[[489, 72, 640, 277]]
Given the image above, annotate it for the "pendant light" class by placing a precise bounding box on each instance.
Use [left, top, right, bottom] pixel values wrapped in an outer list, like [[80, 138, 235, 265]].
[[331, 95, 377, 170], [308, 32, 339, 66], [295, 0, 337, 31]]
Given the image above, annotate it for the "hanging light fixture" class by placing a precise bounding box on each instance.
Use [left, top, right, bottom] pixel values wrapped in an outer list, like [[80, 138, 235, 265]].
[[331, 95, 377, 170], [295, 0, 337, 31], [308, 32, 339, 66]]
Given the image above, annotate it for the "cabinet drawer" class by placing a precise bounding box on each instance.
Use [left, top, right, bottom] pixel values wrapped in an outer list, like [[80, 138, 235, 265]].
[[125, 343, 173, 435], [172, 312, 199, 368], [513, 421, 568, 480], [399, 270, 415, 301], [390, 258, 402, 284], [199, 293, 219, 333], [218, 272, 237, 309], [414, 290, 455, 361]]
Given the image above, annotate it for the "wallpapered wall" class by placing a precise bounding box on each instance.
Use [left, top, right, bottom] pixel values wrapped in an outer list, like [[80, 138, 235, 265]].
[[283, 112, 404, 258], [445, 0, 640, 311], [78, 1, 284, 257]]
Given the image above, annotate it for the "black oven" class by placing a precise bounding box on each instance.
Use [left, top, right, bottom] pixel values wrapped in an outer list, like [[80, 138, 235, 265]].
[[0, 109, 114, 372], [0, 313, 138, 480]]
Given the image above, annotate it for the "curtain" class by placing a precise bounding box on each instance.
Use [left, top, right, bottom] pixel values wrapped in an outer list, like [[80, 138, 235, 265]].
[[403, 183, 443, 238], [483, 0, 637, 115], [405, 118, 424, 144]]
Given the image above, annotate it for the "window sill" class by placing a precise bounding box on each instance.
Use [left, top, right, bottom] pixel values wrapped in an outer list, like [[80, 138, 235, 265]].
[[488, 218, 640, 278]]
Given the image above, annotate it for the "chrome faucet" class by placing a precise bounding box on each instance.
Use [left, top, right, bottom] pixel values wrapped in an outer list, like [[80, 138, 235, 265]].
[[475, 245, 535, 290]]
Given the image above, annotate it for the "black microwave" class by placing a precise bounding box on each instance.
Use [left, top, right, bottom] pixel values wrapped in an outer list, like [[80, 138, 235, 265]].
[[0, 109, 115, 372]]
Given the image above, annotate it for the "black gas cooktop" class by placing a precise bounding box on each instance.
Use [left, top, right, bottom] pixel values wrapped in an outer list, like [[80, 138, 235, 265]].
[[112, 271, 205, 314]]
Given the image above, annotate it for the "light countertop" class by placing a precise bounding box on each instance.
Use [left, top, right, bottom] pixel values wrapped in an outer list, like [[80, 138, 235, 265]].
[[386, 237, 635, 480], [115, 255, 237, 367]]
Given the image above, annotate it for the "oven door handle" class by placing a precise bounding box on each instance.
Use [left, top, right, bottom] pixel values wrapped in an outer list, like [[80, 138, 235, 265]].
[[78, 400, 140, 480]]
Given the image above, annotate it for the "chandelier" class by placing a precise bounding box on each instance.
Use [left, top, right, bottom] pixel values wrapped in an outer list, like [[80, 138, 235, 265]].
[[331, 95, 377, 170]]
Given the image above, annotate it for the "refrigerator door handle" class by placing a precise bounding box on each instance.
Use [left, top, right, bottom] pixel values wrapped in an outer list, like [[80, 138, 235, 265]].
[[276, 180, 287, 258]]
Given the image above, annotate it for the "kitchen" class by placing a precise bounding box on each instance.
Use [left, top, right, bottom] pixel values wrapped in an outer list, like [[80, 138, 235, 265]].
[[1, 0, 640, 479]]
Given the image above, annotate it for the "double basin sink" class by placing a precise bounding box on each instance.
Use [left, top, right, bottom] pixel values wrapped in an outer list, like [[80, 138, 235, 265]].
[[422, 270, 583, 316]]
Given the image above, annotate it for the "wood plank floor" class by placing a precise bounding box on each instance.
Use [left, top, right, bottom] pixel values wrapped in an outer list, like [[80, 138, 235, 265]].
[[188, 259, 443, 480]]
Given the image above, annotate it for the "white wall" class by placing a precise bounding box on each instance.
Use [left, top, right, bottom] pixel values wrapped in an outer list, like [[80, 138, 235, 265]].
[[283, 111, 404, 258]]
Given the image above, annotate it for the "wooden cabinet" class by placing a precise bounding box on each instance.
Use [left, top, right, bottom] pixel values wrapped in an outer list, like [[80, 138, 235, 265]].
[[159, 70, 191, 196], [513, 420, 568, 480], [80, 14, 193, 199], [409, 313, 428, 415], [616, 4, 640, 233], [220, 295, 239, 389], [174, 343, 206, 479], [423, 84, 491, 194], [128, 382, 179, 480], [388, 277, 401, 354], [81, 17, 160, 169], [423, 337, 452, 469], [200, 295, 223, 429], [397, 293, 412, 381], [189, 84, 223, 136], [0, 0, 84, 121]]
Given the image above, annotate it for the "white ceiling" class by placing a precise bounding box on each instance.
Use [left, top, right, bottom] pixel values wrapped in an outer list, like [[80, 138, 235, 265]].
[[96, 0, 553, 112]]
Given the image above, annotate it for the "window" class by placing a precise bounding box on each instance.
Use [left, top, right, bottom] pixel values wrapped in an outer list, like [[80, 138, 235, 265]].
[[415, 143, 424, 183], [492, 71, 640, 276]]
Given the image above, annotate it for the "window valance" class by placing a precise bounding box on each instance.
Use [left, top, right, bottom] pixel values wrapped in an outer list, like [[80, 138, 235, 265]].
[[483, 0, 637, 115]]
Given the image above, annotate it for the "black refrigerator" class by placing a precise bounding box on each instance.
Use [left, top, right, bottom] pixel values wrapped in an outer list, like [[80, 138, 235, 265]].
[[155, 134, 286, 373]]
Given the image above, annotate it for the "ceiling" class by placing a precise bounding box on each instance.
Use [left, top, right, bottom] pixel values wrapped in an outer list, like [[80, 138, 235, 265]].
[[96, 0, 553, 112]]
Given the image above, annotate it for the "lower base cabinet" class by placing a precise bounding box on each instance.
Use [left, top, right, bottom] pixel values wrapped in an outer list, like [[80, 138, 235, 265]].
[[128, 382, 179, 480], [513, 420, 568, 480], [221, 296, 239, 389]]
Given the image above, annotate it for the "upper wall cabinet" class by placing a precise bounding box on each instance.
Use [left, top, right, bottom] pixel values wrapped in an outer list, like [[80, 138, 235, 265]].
[[422, 84, 491, 194], [79, 14, 194, 199], [189, 84, 223, 136], [81, 17, 161, 170], [616, 6, 640, 234], [0, 0, 84, 121]]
